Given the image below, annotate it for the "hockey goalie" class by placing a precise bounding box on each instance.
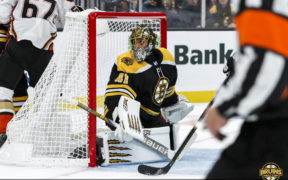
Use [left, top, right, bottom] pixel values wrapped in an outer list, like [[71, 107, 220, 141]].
[[93, 25, 195, 166]]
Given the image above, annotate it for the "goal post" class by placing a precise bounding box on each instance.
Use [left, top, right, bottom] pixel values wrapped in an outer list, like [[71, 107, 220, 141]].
[[0, 10, 167, 167], [87, 12, 167, 167]]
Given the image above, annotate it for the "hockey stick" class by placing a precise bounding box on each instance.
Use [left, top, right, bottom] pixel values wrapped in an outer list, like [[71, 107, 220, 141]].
[[68, 99, 174, 159], [137, 114, 199, 175], [198, 98, 214, 121], [137, 76, 231, 175], [137, 100, 216, 175]]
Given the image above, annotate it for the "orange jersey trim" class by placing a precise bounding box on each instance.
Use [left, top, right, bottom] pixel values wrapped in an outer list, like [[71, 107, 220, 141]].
[[235, 9, 288, 58]]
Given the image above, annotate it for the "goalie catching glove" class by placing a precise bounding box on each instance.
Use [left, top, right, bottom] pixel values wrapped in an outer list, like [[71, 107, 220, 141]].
[[161, 94, 194, 124]]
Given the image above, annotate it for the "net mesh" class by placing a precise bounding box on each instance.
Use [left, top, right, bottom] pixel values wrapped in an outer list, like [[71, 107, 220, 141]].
[[0, 10, 163, 167]]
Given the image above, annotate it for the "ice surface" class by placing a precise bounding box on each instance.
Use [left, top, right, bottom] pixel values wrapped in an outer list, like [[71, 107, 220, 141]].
[[0, 103, 244, 179]]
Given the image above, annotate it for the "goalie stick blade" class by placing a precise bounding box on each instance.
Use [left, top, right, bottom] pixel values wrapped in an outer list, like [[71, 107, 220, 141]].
[[137, 125, 198, 176], [138, 164, 170, 176]]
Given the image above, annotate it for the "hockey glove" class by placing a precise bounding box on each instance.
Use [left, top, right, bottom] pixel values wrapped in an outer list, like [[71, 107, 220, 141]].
[[161, 94, 194, 124]]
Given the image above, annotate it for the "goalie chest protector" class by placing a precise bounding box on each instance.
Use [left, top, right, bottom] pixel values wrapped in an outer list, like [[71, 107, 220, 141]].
[[104, 48, 178, 127]]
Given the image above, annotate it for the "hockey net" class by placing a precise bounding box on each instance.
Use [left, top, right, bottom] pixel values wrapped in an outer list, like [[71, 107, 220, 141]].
[[0, 10, 167, 167]]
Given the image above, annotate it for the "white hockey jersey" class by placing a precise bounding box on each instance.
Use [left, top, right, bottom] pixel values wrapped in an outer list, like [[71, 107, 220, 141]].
[[0, 0, 75, 50]]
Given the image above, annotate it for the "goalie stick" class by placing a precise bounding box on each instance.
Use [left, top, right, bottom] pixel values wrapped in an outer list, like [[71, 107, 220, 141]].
[[68, 99, 175, 159], [137, 97, 226, 175], [138, 116, 199, 175]]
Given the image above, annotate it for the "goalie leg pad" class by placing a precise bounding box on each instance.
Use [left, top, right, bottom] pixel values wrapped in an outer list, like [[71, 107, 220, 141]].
[[97, 126, 172, 166]]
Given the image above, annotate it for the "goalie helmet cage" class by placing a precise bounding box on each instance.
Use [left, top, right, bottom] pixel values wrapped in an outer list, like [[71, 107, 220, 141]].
[[0, 10, 167, 167]]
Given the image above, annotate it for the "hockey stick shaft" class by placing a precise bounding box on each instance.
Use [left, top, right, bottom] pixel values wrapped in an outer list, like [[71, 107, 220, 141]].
[[166, 123, 198, 168], [71, 99, 173, 158], [198, 98, 214, 120], [76, 102, 117, 129]]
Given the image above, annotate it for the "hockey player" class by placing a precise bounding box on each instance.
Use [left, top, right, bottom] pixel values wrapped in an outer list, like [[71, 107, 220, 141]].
[[204, 0, 288, 178], [0, 0, 82, 148], [0, 24, 29, 147], [0, 25, 29, 114], [96, 25, 194, 165]]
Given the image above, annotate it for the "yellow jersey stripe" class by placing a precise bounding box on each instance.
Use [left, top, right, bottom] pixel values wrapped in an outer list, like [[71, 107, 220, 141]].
[[140, 105, 160, 116], [106, 84, 137, 98], [105, 92, 133, 99]]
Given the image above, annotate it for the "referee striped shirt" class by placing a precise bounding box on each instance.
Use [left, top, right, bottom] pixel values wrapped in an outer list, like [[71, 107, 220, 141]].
[[214, 0, 288, 122]]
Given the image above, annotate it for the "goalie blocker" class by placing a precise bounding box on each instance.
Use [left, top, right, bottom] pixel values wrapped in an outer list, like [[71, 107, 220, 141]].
[[90, 96, 195, 166]]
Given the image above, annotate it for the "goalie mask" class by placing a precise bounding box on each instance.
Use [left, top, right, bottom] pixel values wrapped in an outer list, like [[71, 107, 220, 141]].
[[129, 25, 157, 63]]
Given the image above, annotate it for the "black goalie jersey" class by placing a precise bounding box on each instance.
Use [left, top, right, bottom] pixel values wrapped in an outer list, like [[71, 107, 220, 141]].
[[104, 48, 178, 128]]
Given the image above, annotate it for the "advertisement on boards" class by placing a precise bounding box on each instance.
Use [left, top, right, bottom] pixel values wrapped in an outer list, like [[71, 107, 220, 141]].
[[167, 30, 238, 102]]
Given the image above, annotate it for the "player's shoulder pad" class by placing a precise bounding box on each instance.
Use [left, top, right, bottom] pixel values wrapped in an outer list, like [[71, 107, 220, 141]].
[[157, 48, 175, 65], [116, 50, 150, 74]]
